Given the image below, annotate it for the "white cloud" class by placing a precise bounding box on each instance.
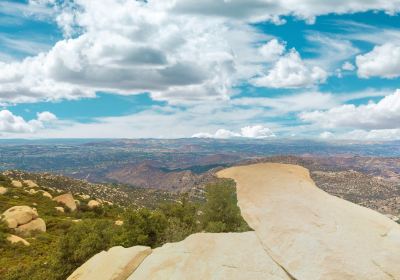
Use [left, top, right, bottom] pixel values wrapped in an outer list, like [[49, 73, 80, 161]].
[[300, 89, 400, 130], [319, 131, 334, 139], [252, 49, 327, 88], [258, 39, 285, 62], [193, 125, 275, 139], [342, 129, 400, 140], [0, 110, 57, 134], [342, 61, 355, 71], [240, 125, 275, 138], [356, 43, 400, 78]]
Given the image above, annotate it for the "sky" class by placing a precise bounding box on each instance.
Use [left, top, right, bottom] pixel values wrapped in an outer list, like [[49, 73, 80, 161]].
[[0, 0, 400, 140]]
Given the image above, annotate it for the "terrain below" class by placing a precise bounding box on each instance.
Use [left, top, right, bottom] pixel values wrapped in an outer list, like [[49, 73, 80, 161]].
[[69, 163, 400, 280]]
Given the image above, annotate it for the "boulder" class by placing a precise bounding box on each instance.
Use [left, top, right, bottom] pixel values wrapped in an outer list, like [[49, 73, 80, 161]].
[[79, 194, 91, 200], [0, 186, 8, 195], [67, 246, 151, 280], [115, 220, 124, 226], [2, 206, 38, 228], [55, 206, 65, 213], [23, 180, 38, 188], [15, 218, 46, 236], [88, 200, 101, 209], [7, 234, 30, 246], [11, 180, 22, 188], [41, 191, 53, 199], [28, 189, 38, 194], [53, 193, 77, 211]]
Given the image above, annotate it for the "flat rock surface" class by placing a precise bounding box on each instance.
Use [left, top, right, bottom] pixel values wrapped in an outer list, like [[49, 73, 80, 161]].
[[68, 246, 151, 280], [217, 163, 400, 280], [128, 232, 291, 280]]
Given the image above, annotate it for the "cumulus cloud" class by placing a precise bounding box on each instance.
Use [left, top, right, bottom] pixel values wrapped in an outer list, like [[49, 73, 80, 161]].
[[1, 0, 398, 104], [0, 110, 57, 134], [252, 49, 327, 88], [342, 61, 355, 71], [356, 43, 400, 78], [300, 89, 400, 129], [192, 125, 275, 139]]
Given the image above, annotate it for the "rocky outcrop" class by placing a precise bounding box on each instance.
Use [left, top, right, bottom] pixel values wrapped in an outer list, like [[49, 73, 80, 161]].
[[23, 180, 38, 188], [68, 246, 151, 280], [128, 232, 291, 280], [69, 163, 400, 280], [2, 206, 38, 228], [53, 193, 77, 211], [7, 234, 30, 246], [2, 205, 46, 237], [15, 218, 46, 236], [11, 180, 22, 188], [55, 206, 65, 213], [217, 163, 400, 280]]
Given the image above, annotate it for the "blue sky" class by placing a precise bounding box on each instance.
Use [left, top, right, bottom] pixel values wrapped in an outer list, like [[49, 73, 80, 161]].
[[1, 0, 400, 139]]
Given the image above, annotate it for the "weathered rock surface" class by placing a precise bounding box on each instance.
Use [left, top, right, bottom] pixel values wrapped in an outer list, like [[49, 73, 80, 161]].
[[53, 193, 77, 211], [128, 232, 291, 280], [15, 218, 46, 236], [68, 246, 151, 280], [2, 206, 38, 228], [55, 206, 65, 213], [7, 234, 30, 246], [217, 163, 400, 280]]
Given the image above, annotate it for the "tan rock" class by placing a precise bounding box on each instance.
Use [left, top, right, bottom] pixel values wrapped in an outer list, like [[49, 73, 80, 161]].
[[41, 191, 53, 199], [7, 234, 30, 246], [67, 246, 151, 280], [79, 194, 91, 200], [28, 189, 38, 194], [15, 218, 46, 236], [53, 193, 77, 211], [55, 206, 65, 213], [88, 200, 101, 209], [11, 180, 22, 188], [23, 180, 38, 188], [217, 163, 400, 280], [129, 232, 291, 280], [0, 186, 8, 194], [115, 220, 124, 226], [2, 206, 38, 228]]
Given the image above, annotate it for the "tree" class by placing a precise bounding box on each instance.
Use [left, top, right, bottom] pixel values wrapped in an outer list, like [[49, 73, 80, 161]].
[[202, 179, 251, 232]]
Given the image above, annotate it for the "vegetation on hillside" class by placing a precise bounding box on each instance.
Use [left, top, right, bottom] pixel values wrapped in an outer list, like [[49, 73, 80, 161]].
[[0, 175, 250, 280]]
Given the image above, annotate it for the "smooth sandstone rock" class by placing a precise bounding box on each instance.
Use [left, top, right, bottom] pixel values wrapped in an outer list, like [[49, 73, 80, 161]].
[[7, 234, 30, 246], [68, 246, 151, 280], [53, 193, 77, 211], [129, 232, 291, 280], [217, 163, 400, 280], [2, 206, 38, 228], [15, 218, 46, 236]]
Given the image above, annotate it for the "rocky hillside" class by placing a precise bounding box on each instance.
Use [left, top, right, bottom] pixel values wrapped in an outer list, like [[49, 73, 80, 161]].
[[105, 163, 216, 192], [69, 163, 400, 280]]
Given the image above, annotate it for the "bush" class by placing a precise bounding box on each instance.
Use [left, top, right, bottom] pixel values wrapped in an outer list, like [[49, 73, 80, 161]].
[[202, 179, 251, 233]]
